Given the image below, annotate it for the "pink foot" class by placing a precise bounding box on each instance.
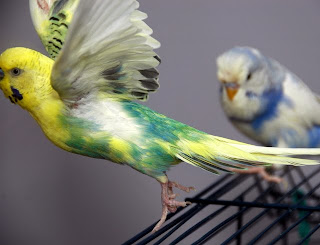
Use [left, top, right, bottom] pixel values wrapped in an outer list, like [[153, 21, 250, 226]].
[[152, 181, 194, 233], [37, 0, 50, 14], [231, 167, 283, 184]]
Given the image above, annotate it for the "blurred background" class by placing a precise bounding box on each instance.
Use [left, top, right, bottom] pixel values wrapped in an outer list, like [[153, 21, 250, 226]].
[[1, 0, 320, 244]]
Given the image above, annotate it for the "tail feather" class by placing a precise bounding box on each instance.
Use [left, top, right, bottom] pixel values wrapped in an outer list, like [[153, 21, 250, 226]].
[[215, 156, 265, 167], [174, 135, 320, 175], [215, 136, 320, 156], [197, 155, 251, 169], [177, 152, 221, 175], [255, 155, 318, 166]]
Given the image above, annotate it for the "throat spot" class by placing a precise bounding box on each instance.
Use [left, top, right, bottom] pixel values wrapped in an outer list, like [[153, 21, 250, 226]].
[[10, 86, 23, 102]]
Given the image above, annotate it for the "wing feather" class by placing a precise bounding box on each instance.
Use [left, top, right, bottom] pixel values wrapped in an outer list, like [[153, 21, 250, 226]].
[[51, 0, 161, 103], [29, 0, 79, 58]]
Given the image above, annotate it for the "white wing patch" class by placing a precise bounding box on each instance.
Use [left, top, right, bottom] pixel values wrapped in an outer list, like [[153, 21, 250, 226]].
[[70, 96, 142, 141]]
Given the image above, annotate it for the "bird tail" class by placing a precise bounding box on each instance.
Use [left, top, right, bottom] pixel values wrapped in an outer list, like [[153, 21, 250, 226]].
[[174, 135, 320, 174]]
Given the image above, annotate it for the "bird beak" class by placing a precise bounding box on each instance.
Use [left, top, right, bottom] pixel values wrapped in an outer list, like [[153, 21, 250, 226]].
[[223, 82, 239, 101]]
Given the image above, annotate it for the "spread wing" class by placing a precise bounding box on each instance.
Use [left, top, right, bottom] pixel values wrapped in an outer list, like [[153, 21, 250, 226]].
[[29, 0, 79, 58], [50, 0, 161, 104]]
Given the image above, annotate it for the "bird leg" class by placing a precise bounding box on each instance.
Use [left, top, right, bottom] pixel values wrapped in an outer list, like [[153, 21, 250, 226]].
[[231, 167, 283, 183], [152, 181, 195, 233], [37, 0, 50, 14]]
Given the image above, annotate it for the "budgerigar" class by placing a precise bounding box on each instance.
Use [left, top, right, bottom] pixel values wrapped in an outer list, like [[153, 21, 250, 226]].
[[3, 2, 320, 233], [29, 0, 79, 59], [217, 47, 320, 182]]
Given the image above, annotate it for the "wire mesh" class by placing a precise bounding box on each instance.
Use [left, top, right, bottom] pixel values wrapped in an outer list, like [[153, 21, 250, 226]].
[[123, 166, 320, 245]]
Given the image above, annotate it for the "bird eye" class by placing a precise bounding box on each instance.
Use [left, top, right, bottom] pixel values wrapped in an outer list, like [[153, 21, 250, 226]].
[[11, 68, 21, 77], [246, 73, 252, 81], [0, 68, 4, 81]]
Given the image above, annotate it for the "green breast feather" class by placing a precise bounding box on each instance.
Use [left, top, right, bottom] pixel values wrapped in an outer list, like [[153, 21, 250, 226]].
[[59, 101, 208, 177]]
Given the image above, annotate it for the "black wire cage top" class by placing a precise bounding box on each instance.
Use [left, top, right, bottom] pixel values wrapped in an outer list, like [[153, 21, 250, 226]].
[[123, 166, 320, 245]]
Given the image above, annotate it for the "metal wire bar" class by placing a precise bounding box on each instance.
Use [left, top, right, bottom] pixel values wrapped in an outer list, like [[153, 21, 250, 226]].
[[280, 219, 288, 245], [267, 183, 320, 244], [192, 206, 249, 245], [297, 223, 320, 245], [296, 167, 313, 192], [154, 210, 196, 245], [215, 169, 296, 245], [188, 169, 292, 245], [136, 206, 202, 245], [287, 167, 296, 187], [254, 174, 268, 203], [147, 175, 248, 244], [248, 174, 320, 244], [296, 167, 320, 202], [169, 176, 259, 244], [221, 167, 320, 245], [269, 212, 315, 245], [128, 174, 240, 245], [190, 173, 288, 245], [185, 199, 320, 212], [124, 166, 320, 245], [169, 206, 228, 245], [122, 174, 232, 245], [236, 196, 244, 245]]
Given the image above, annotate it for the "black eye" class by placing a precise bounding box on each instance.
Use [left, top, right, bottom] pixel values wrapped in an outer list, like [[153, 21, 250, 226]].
[[246, 73, 252, 81], [0, 68, 4, 81], [11, 68, 21, 76]]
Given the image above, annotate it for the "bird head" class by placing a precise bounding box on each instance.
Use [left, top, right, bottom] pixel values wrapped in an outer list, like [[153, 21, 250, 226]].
[[216, 47, 272, 102], [0, 47, 54, 110], [216, 47, 286, 121]]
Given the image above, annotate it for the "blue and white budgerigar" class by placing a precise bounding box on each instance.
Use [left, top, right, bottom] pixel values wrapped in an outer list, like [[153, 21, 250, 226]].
[[3, 2, 320, 233], [217, 47, 320, 181]]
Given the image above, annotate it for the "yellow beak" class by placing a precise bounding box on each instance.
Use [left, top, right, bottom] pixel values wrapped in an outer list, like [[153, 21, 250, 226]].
[[224, 83, 239, 101]]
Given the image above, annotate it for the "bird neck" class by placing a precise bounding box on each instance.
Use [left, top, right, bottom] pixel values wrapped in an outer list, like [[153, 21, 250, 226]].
[[227, 84, 284, 126], [25, 82, 72, 152], [17, 70, 63, 114], [28, 89, 65, 123]]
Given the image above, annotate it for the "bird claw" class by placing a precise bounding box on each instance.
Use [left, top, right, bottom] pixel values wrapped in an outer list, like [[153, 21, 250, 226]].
[[168, 181, 195, 193], [152, 180, 195, 232], [152, 205, 168, 233], [168, 193, 178, 199], [165, 199, 190, 208]]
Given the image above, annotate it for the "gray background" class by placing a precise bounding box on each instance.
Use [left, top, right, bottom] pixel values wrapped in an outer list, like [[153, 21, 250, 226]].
[[1, 0, 320, 244]]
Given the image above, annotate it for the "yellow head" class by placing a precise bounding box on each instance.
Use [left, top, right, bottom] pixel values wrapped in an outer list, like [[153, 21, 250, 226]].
[[0, 47, 55, 111]]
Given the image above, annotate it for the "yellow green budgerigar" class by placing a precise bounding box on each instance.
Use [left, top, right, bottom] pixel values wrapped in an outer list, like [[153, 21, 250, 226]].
[[29, 0, 79, 59], [3, 0, 320, 232]]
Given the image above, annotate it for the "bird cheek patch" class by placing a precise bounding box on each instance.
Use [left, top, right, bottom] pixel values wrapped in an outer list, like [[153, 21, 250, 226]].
[[10, 86, 23, 103]]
